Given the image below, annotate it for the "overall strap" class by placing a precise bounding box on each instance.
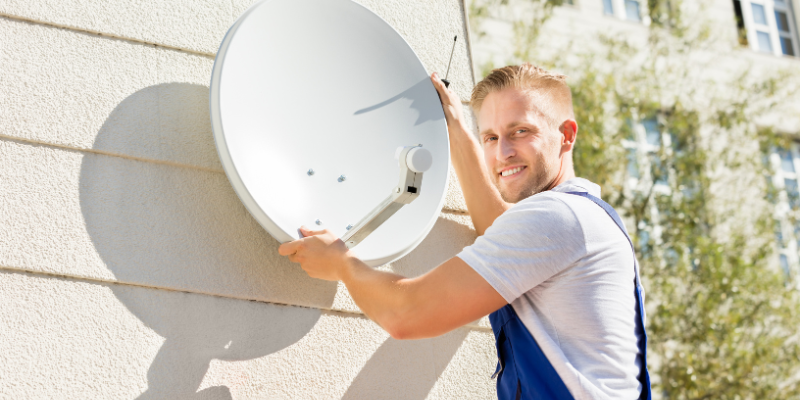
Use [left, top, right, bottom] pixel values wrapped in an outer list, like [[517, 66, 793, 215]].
[[566, 191, 652, 400], [489, 304, 574, 400]]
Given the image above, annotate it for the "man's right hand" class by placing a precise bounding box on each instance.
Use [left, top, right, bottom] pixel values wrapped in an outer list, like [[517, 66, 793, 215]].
[[430, 72, 469, 135]]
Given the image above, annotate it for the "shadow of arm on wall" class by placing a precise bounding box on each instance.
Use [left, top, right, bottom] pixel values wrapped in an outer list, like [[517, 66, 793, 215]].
[[342, 215, 480, 399], [341, 329, 469, 400]]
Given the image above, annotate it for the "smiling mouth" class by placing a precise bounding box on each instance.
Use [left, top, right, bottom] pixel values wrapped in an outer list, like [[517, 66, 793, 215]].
[[500, 166, 526, 177]]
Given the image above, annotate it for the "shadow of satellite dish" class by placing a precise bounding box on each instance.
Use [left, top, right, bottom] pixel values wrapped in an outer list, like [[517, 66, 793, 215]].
[[80, 83, 328, 399]]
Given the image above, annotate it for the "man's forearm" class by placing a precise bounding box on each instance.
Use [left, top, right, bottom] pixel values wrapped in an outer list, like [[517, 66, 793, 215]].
[[449, 122, 509, 235], [429, 73, 508, 235], [338, 254, 504, 340]]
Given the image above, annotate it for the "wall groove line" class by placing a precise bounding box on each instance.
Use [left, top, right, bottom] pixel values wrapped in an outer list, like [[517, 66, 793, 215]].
[[0, 13, 216, 59], [0, 135, 473, 214], [0, 263, 366, 318], [0, 134, 225, 174], [441, 207, 471, 215], [0, 264, 492, 332]]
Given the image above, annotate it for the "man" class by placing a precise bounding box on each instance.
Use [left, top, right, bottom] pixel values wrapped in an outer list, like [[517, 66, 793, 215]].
[[279, 64, 650, 399]]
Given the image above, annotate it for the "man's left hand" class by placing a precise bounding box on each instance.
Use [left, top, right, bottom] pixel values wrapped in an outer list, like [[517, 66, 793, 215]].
[[278, 227, 352, 281]]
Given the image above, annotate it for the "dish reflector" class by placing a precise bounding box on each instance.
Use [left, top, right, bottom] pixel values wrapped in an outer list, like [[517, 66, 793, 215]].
[[210, 0, 450, 266]]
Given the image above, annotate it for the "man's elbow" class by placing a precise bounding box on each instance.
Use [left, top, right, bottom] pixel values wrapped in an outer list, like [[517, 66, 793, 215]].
[[382, 306, 440, 340], [382, 313, 417, 340], [386, 325, 411, 340], [379, 281, 444, 340], [383, 311, 448, 340]]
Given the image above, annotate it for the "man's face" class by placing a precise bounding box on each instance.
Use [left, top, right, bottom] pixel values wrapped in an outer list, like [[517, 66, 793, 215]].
[[478, 88, 563, 203]]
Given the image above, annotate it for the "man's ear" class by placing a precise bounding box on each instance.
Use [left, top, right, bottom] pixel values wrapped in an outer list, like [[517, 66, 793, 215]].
[[559, 120, 578, 150]]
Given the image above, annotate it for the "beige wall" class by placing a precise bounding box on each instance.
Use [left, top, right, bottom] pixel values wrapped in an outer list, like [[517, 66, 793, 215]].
[[0, 1, 495, 398]]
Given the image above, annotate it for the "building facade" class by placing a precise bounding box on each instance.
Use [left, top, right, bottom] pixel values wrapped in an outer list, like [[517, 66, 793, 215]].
[[470, 0, 800, 278]]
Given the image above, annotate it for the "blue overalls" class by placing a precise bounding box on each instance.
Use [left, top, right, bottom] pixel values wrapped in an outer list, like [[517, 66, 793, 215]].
[[489, 191, 652, 400]]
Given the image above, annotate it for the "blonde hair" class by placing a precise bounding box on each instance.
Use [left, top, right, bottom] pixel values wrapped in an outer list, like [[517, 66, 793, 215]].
[[470, 63, 574, 129]]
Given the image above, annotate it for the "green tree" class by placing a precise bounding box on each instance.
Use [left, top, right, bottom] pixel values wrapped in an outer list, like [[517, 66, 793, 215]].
[[468, 0, 800, 397]]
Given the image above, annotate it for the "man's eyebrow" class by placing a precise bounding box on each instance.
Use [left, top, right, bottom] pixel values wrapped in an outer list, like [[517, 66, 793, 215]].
[[505, 121, 534, 130], [480, 121, 541, 137]]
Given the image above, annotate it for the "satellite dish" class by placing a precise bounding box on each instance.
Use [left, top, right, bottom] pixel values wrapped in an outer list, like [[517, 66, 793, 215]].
[[210, 0, 450, 266]]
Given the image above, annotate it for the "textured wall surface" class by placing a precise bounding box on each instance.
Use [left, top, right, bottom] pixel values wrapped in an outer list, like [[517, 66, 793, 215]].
[[0, 0, 495, 398], [0, 270, 495, 399]]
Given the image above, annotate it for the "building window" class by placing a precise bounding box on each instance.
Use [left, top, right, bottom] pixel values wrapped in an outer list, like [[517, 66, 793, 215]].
[[781, 254, 791, 276], [776, 2, 797, 55], [625, 0, 642, 21], [734, 0, 798, 57], [623, 116, 671, 192], [603, 0, 614, 15], [623, 115, 671, 258], [770, 143, 800, 278], [603, 0, 644, 23]]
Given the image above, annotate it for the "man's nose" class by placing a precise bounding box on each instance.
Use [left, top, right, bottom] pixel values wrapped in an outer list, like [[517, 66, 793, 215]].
[[497, 137, 515, 160]]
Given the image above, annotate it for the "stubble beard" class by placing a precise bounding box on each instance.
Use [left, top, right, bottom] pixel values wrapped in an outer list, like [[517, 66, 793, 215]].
[[494, 160, 554, 203], [493, 136, 562, 204]]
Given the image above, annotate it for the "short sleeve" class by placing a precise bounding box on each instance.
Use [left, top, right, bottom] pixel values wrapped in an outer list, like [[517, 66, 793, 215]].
[[457, 194, 588, 303]]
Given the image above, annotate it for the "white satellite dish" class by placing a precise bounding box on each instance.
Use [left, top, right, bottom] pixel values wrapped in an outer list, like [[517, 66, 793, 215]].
[[210, 0, 450, 266]]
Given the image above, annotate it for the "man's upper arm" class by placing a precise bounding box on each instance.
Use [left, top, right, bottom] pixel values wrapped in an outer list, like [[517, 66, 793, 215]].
[[400, 256, 506, 339], [398, 195, 583, 339], [459, 195, 586, 300]]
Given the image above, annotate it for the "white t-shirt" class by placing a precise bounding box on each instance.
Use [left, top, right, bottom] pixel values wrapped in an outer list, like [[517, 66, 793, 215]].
[[458, 178, 644, 400]]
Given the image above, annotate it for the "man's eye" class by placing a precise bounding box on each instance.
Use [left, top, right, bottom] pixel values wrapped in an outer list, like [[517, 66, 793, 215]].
[[485, 136, 498, 142], [515, 129, 527, 134]]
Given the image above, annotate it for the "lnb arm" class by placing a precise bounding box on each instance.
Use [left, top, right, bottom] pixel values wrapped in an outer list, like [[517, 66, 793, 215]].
[[340, 145, 432, 248]]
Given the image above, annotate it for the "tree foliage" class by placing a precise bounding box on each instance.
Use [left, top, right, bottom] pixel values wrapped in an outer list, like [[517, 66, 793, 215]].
[[469, 0, 800, 398]]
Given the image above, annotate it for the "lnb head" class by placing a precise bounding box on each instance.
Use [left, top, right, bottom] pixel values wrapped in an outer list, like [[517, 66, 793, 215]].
[[405, 147, 432, 173]]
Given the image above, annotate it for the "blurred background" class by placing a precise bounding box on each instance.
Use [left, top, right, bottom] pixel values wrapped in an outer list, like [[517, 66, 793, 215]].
[[466, 0, 800, 397]]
